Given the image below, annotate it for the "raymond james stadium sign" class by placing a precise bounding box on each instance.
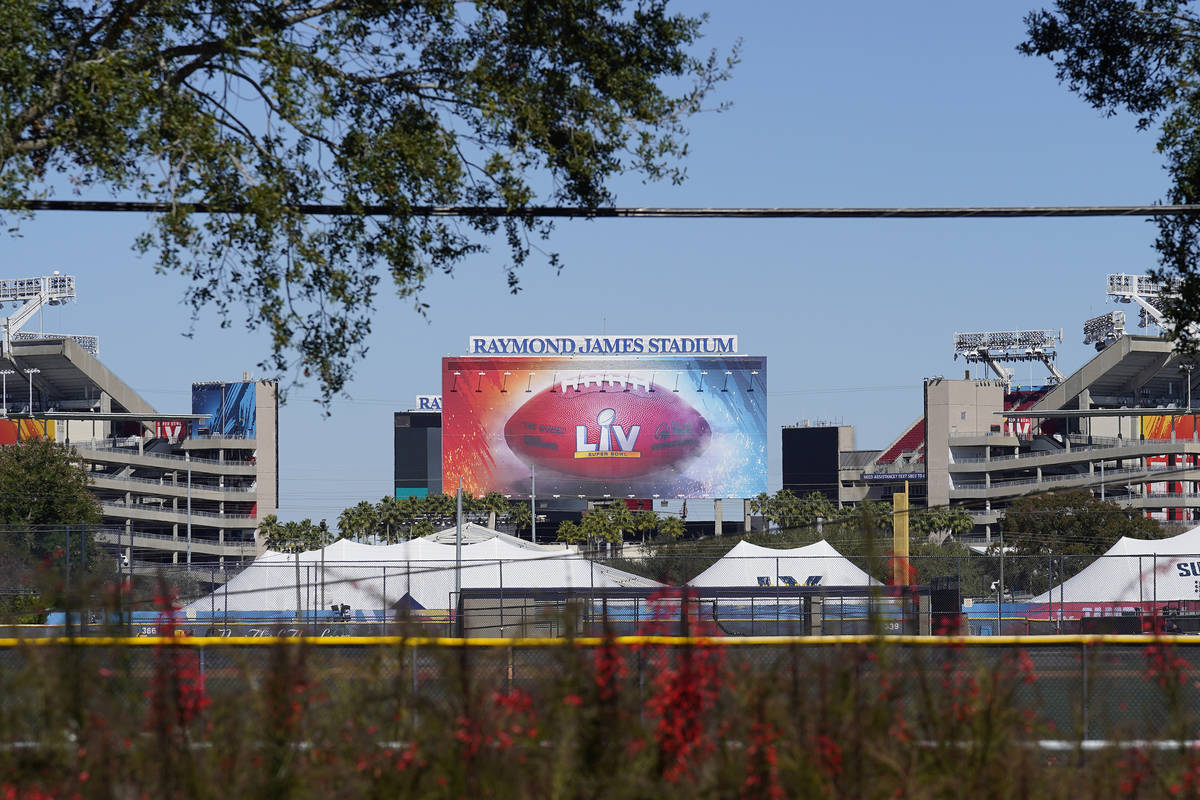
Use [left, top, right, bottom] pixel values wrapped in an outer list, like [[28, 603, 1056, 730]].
[[468, 335, 739, 356]]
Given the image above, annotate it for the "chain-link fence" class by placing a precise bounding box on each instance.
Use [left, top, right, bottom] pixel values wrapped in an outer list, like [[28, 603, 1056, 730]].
[[0, 637, 1197, 744], [15, 548, 1200, 638], [3, 635, 1198, 796]]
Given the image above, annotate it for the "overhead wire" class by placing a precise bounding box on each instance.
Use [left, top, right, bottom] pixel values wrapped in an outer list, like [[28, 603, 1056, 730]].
[[17, 200, 1200, 219]]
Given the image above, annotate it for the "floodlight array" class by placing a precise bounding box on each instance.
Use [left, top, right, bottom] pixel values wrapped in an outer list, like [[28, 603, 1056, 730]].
[[10, 331, 99, 356], [1082, 311, 1126, 346], [0, 275, 75, 305], [953, 329, 1061, 354], [1108, 273, 1167, 299], [1106, 273, 1175, 332]]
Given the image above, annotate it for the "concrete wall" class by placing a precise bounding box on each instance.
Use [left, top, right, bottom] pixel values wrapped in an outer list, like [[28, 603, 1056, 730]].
[[254, 380, 279, 549], [925, 378, 1004, 507]]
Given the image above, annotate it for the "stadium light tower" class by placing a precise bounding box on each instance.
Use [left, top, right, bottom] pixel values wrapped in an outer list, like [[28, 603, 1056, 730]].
[[1083, 310, 1126, 351], [952, 329, 1065, 388], [0, 273, 99, 357], [1107, 273, 1172, 331]]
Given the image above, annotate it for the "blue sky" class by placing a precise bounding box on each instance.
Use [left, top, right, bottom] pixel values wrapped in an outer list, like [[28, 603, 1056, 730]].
[[0, 2, 1171, 523]]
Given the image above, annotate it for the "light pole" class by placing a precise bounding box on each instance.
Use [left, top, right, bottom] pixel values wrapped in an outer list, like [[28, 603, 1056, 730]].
[[1186, 364, 1195, 412], [23, 368, 39, 414], [455, 477, 462, 631], [186, 451, 192, 571], [1183, 363, 1196, 441], [0, 369, 14, 416]]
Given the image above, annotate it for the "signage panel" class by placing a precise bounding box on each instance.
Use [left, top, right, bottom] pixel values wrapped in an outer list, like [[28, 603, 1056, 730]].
[[442, 355, 766, 498], [862, 472, 926, 482], [468, 335, 738, 356], [414, 395, 442, 411], [155, 420, 188, 439]]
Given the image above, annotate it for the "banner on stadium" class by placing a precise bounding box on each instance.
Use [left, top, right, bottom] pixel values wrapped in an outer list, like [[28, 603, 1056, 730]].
[[1143, 414, 1200, 440], [0, 419, 54, 444], [191, 381, 257, 438], [442, 356, 766, 498]]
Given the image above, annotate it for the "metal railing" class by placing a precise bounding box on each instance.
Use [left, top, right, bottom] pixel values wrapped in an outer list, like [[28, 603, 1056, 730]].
[[91, 473, 256, 493], [72, 440, 254, 468], [100, 501, 256, 521], [952, 464, 1173, 490]]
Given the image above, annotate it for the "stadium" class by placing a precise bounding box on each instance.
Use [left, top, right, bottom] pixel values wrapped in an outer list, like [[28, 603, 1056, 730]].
[[792, 273, 1200, 542], [0, 274, 277, 573], [7, 271, 1200, 636], [9, 273, 1200, 795]]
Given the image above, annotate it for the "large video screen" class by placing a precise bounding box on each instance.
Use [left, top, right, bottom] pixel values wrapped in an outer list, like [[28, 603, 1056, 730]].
[[191, 381, 257, 438], [442, 356, 767, 498]]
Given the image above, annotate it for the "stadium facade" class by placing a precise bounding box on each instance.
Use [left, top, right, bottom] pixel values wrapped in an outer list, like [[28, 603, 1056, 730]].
[[796, 275, 1200, 540], [0, 274, 277, 565]]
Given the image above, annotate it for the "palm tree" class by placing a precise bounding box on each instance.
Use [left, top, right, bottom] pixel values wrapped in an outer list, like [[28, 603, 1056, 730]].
[[631, 510, 658, 545], [508, 501, 532, 536], [258, 514, 287, 551], [398, 495, 424, 538], [376, 495, 406, 544], [580, 508, 614, 551], [424, 492, 456, 529], [260, 515, 332, 553], [749, 492, 772, 531], [481, 491, 508, 530], [657, 516, 685, 539], [606, 503, 634, 554], [556, 519, 583, 543], [337, 500, 378, 542]]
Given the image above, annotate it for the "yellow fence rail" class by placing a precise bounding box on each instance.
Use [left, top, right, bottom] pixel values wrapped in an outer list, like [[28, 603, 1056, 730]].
[[1, 633, 1198, 648]]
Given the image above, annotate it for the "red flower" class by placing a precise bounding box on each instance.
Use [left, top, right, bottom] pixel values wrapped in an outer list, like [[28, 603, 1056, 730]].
[[742, 721, 784, 800], [644, 643, 726, 783]]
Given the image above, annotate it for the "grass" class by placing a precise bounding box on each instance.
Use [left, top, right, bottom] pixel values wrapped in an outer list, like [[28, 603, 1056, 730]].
[[2, 593, 1200, 797]]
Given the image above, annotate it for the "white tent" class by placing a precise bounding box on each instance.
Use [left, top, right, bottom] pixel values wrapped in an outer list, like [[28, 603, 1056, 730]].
[[687, 539, 877, 588], [1029, 525, 1200, 604], [182, 523, 660, 618]]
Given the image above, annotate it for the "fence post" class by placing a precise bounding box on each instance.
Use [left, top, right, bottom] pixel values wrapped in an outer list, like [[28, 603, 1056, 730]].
[[775, 557, 781, 633], [383, 566, 387, 635], [411, 642, 418, 705], [1046, 555, 1053, 634], [210, 566, 216, 632], [1059, 554, 1065, 633], [1080, 640, 1089, 740], [65, 526, 71, 622]]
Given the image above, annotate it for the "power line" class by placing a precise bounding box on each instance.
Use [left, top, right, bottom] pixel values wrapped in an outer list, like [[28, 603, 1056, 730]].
[[14, 200, 1200, 219]]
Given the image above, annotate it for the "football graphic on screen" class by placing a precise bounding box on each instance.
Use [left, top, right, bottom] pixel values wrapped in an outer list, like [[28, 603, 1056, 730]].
[[504, 378, 711, 478]]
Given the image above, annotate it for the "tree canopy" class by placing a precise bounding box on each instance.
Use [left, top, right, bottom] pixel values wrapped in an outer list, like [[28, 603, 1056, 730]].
[[259, 514, 333, 553], [996, 489, 1164, 594], [1021, 1, 1200, 348], [1000, 489, 1162, 556], [0, 439, 100, 529], [0, 1, 735, 402]]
